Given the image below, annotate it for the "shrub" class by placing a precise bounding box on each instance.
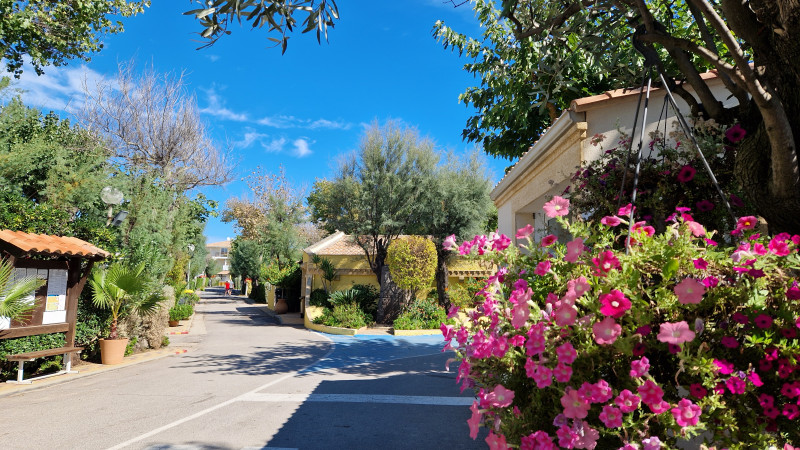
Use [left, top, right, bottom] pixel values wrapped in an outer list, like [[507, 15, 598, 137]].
[[393, 295, 452, 330], [351, 284, 379, 320], [169, 303, 193, 321], [309, 288, 331, 308], [445, 196, 800, 449], [177, 291, 200, 306], [448, 277, 484, 309], [313, 302, 371, 329], [386, 236, 437, 299]]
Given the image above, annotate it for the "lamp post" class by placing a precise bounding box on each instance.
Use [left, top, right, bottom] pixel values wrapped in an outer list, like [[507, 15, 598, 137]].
[[187, 244, 195, 284], [100, 186, 125, 226]]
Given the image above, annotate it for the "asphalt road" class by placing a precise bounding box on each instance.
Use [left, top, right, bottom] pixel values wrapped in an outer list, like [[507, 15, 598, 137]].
[[0, 288, 485, 450]]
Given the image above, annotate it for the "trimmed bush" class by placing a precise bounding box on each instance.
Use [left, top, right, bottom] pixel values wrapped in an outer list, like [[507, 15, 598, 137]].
[[313, 302, 371, 329], [393, 295, 452, 330], [386, 236, 436, 299], [309, 288, 331, 308]]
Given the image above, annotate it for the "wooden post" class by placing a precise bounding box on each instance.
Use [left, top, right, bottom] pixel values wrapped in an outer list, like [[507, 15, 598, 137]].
[[64, 258, 93, 349]]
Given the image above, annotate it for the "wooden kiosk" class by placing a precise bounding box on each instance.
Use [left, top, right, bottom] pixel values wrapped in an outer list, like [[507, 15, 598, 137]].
[[0, 230, 109, 383]]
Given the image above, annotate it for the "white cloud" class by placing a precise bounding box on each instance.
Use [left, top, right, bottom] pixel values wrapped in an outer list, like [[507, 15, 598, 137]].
[[205, 54, 220, 62], [309, 118, 352, 130], [234, 130, 269, 149], [264, 137, 287, 153], [292, 138, 313, 157], [9, 63, 108, 113], [257, 114, 352, 130], [198, 88, 249, 122], [256, 114, 299, 128]]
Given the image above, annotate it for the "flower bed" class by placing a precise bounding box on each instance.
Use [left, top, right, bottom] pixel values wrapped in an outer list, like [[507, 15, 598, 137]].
[[442, 197, 800, 449]]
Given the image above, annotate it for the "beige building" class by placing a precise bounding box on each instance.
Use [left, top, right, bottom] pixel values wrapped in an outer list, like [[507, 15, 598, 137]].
[[298, 231, 493, 311], [206, 238, 232, 283], [491, 71, 737, 243]]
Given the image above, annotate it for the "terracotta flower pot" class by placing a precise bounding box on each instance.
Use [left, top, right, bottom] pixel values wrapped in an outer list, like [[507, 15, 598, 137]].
[[275, 297, 288, 314], [99, 338, 129, 365], [168, 320, 180, 327]]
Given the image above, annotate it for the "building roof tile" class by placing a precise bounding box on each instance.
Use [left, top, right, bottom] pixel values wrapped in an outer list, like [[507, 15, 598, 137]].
[[0, 230, 110, 260]]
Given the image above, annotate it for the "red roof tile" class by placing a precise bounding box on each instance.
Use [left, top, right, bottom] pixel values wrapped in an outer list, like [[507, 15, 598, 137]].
[[0, 230, 110, 260]]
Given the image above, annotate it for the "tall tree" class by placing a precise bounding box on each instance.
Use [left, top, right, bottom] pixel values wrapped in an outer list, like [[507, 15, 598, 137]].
[[223, 167, 308, 269], [307, 121, 438, 320], [419, 152, 493, 308], [0, 0, 148, 77], [80, 61, 234, 192], [437, 0, 800, 233]]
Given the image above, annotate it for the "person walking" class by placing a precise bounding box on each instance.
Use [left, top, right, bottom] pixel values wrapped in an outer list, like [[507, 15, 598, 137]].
[[224, 280, 231, 296]]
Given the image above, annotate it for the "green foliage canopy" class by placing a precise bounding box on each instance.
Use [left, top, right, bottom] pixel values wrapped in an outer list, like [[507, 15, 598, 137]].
[[0, 0, 149, 77]]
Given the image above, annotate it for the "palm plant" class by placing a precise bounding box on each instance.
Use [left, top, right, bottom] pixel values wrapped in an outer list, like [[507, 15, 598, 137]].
[[311, 254, 337, 293], [0, 258, 46, 321], [89, 263, 163, 340]]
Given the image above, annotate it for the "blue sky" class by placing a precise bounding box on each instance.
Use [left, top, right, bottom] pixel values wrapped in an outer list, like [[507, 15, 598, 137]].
[[10, 1, 511, 243]]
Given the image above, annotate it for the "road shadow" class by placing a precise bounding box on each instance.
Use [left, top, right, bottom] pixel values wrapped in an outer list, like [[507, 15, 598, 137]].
[[262, 354, 486, 449], [174, 341, 332, 377], [199, 306, 281, 326]]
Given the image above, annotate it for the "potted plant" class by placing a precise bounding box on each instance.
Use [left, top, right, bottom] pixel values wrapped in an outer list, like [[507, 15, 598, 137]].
[[89, 263, 163, 365], [168, 303, 193, 326]]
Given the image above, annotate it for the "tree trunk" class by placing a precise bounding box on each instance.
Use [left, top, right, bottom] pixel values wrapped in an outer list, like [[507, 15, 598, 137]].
[[376, 266, 404, 324], [435, 248, 451, 310]]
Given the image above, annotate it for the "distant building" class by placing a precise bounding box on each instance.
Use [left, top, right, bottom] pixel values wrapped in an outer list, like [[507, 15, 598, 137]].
[[206, 238, 232, 283]]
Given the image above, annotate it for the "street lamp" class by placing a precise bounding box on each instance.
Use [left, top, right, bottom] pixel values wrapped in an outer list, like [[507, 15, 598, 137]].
[[100, 186, 125, 226], [187, 244, 195, 283]]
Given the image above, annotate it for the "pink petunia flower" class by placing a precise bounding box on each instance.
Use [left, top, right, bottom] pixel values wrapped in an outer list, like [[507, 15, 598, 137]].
[[492, 234, 511, 251], [467, 401, 482, 439], [443, 234, 457, 251], [601, 215, 622, 227], [693, 258, 708, 270], [696, 199, 714, 212], [713, 359, 735, 375], [648, 400, 671, 414], [787, 284, 800, 300], [725, 123, 747, 143], [534, 260, 551, 276], [677, 165, 696, 183], [543, 196, 570, 218], [732, 312, 749, 324], [566, 276, 591, 299], [783, 404, 800, 420], [593, 317, 622, 345], [615, 389, 641, 413], [642, 437, 662, 450], [685, 220, 706, 237], [671, 398, 702, 427], [540, 234, 557, 247], [564, 238, 585, 263], [755, 313, 774, 329], [560, 387, 590, 419], [674, 278, 706, 304], [511, 303, 530, 329], [689, 383, 707, 399], [618, 203, 633, 217], [630, 357, 650, 378], [553, 363, 573, 383], [554, 304, 578, 327], [721, 336, 739, 348], [485, 384, 515, 408], [556, 342, 578, 365], [769, 238, 791, 256], [657, 321, 696, 345], [599, 289, 631, 318], [599, 405, 623, 428], [592, 250, 620, 276], [726, 376, 746, 394], [515, 224, 534, 240], [485, 432, 508, 450], [736, 216, 758, 231]]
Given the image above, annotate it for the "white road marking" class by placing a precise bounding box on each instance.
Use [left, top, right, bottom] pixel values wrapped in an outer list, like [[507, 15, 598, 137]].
[[239, 392, 474, 406]]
